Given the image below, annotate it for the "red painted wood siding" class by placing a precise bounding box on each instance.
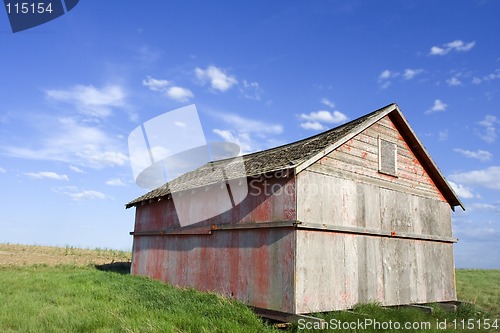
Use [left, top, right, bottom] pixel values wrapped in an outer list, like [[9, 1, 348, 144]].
[[134, 174, 296, 232]]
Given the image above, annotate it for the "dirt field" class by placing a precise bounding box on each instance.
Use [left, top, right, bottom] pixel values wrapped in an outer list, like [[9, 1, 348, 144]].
[[0, 243, 131, 266]]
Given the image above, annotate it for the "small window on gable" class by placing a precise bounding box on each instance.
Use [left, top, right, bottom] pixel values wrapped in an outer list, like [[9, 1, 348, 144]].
[[378, 136, 397, 177]]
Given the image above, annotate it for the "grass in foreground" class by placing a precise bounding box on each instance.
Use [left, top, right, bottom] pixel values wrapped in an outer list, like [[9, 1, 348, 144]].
[[0, 265, 276, 333], [1, 244, 499, 332]]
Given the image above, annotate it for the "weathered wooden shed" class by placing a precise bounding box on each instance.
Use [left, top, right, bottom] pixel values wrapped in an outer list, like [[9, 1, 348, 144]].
[[126, 103, 463, 314]]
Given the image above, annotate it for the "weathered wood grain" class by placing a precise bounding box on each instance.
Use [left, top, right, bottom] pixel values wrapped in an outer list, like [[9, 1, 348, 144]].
[[295, 231, 456, 313]]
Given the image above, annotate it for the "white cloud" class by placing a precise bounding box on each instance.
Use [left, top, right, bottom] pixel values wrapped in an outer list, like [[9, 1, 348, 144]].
[[25, 171, 69, 181], [69, 165, 85, 173], [105, 178, 126, 186], [195, 66, 238, 92], [449, 166, 500, 190], [213, 129, 251, 153], [429, 46, 446, 56], [166, 86, 194, 102], [379, 70, 393, 80], [241, 80, 263, 100], [142, 76, 194, 102], [484, 69, 500, 81], [85, 151, 128, 167], [425, 99, 448, 114], [142, 76, 170, 92], [454, 148, 492, 162], [299, 110, 348, 124], [403, 68, 423, 80], [448, 181, 475, 199], [438, 130, 449, 141], [472, 77, 482, 85], [476, 115, 499, 143], [429, 40, 476, 56], [467, 203, 500, 212], [68, 190, 108, 201], [320, 98, 335, 108], [216, 113, 283, 135], [471, 69, 500, 85], [3, 116, 128, 168], [211, 112, 283, 153], [300, 121, 326, 131], [378, 70, 401, 88], [46, 84, 126, 118], [0, 167, 6, 174], [446, 77, 462, 86]]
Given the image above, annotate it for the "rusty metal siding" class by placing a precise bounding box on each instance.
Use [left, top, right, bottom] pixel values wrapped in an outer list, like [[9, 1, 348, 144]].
[[295, 230, 456, 313], [131, 228, 296, 313]]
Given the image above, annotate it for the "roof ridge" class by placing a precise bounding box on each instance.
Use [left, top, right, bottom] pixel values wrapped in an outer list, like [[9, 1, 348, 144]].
[[216, 103, 396, 162], [126, 103, 397, 208]]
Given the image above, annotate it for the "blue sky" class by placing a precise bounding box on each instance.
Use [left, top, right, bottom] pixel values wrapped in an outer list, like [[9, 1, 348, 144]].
[[0, 1, 499, 268]]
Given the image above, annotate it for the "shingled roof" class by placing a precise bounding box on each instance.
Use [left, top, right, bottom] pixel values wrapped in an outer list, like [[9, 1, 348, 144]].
[[126, 103, 464, 210]]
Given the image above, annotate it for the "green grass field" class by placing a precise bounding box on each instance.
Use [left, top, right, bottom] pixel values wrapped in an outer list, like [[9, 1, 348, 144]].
[[0, 245, 499, 332], [0, 265, 276, 333]]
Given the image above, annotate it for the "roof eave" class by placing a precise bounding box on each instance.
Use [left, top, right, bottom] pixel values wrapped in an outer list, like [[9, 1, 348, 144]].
[[388, 107, 465, 211]]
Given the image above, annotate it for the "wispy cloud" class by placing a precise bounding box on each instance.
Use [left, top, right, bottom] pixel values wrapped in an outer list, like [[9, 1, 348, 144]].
[[425, 99, 447, 114], [211, 111, 283, 153], [52, 186, 110, 201], [142, 76, 170, 91], [241, 80, 263, 100], [105, 178, 127, 186], [69, 165, 85, 173], [0, 167, 7, 174], [449, 166, 500, 190], [476, 115, 499, 143], [454, 148, 492, 162], [142, 76, 194, 102], [378, 68, 422, 88], [446, 76, 462, 86], [46, 84, 126, 118], [25, 171, 69, 181], [378, 70, 398, 89], [195, 66, 238, 92], [471, 69, 500, 85], [3, 116, 128, 168], [402, 68, 423, 80], [320, 98, 335, 108], [448, 181, 475, 199], [438, 130, 449, 141], [429, 40, 476, 56], [215, 113, 283, 135], [68, 190, 108, 201]]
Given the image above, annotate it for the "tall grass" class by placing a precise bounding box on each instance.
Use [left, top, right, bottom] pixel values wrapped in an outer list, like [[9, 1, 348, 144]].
[[0, 265, 276, 333], [1, 260, 498, 332]]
